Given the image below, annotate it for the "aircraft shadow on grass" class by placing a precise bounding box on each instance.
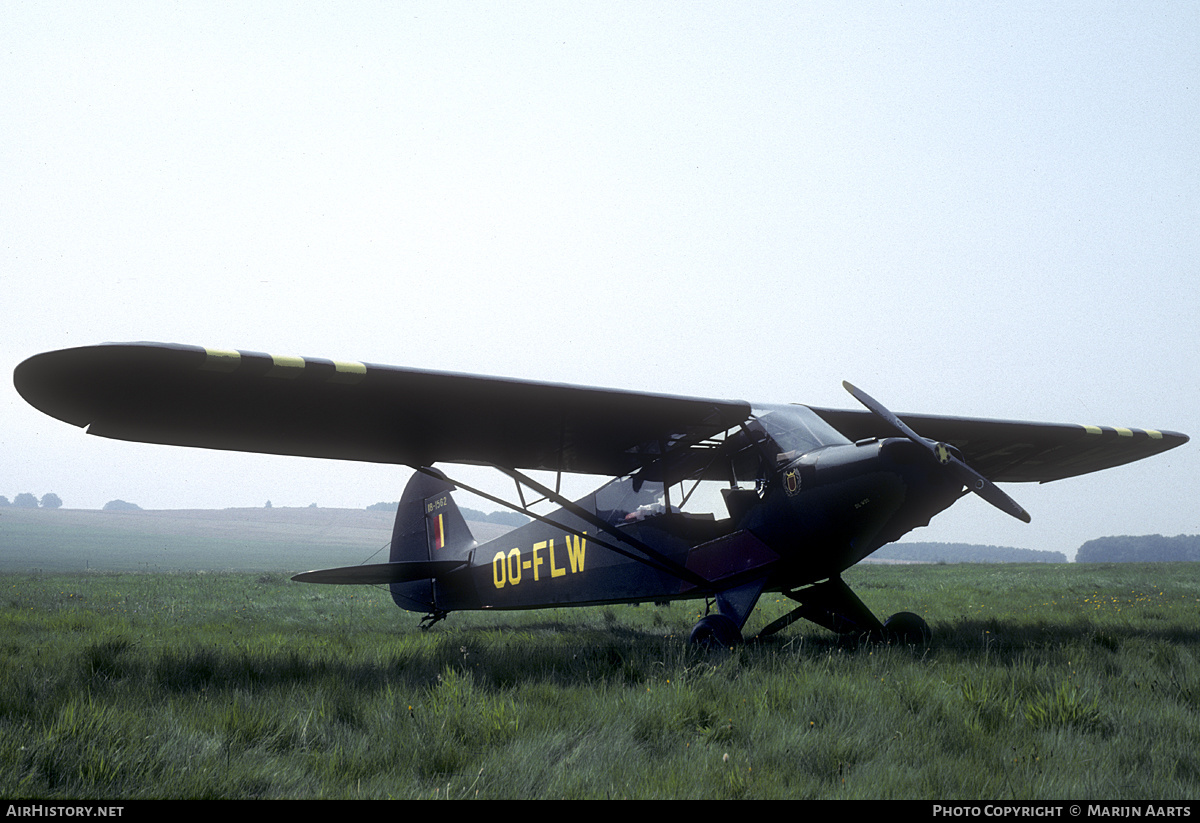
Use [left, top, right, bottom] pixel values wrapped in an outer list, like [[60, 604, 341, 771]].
[[76, 616, 1200, 698]]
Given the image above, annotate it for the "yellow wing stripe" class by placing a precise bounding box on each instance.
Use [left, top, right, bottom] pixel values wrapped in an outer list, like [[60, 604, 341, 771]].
[[268, 354, 306, 379], [196, 348, 370, 384], [331, 360, 368, 384], [1082, 424, 1164, 439], [200, 348, 241, 372]]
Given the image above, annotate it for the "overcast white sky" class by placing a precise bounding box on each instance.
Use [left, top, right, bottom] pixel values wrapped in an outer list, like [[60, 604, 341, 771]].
[[3, 2, 1197, 560]]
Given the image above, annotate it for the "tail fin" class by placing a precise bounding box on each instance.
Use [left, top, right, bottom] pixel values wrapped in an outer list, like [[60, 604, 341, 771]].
[[389, 468, 475, 611]]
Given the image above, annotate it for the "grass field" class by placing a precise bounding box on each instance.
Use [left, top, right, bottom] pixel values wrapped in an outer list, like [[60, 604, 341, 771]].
[[1, 560, 1198, 799]]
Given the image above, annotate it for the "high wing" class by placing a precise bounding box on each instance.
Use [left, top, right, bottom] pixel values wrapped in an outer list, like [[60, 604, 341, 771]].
[[13, 343, 752, 476], [809, 407, 1188, 483], [14, 343, 1186, 483]]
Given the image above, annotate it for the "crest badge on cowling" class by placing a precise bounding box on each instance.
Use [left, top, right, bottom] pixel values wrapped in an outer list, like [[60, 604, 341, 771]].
[[783, 467, 802, 496]]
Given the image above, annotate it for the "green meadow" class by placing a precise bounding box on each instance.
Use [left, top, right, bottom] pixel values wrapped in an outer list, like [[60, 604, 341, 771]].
[[1, 560, 1198, 799]]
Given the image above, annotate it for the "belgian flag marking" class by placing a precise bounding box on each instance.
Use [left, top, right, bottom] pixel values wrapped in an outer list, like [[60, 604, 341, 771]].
[[432, 513, 445, 551]]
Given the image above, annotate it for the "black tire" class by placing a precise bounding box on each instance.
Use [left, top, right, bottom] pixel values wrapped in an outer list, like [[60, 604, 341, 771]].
[[883, 611, 932, 645], [689, 614, 742, 650]]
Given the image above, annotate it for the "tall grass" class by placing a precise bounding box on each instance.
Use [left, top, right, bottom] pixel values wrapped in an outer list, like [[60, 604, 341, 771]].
[[1, 563, 1197, 798]]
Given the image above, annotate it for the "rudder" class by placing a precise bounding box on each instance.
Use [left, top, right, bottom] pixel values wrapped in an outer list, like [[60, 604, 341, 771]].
[[389, 468, 476, 611]]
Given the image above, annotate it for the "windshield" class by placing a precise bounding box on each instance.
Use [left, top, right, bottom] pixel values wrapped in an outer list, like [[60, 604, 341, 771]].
[[750, 403, 852, 455]]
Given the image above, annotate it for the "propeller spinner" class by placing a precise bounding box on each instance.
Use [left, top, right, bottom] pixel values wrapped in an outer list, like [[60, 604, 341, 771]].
[[843, 381, 1031, 523]]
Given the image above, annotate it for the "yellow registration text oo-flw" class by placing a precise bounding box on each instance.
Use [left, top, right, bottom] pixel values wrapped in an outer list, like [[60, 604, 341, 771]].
[[492, 534, 586, 589]]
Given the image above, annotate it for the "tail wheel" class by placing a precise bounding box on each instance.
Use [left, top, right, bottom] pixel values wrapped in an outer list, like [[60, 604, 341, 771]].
[[689, 614, 742, 650], [883, 611, 932, 645]]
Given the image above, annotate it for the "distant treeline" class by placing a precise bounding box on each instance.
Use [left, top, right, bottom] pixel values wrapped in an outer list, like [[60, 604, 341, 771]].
[[0, 493, 62, 509], [366, 501, 529, 527], [874, 542, 1068, 564], [1076, 534, 1200, 563]]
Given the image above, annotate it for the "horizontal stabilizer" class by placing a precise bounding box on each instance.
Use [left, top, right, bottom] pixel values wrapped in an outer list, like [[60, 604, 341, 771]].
[[292, 559, 466, 585]]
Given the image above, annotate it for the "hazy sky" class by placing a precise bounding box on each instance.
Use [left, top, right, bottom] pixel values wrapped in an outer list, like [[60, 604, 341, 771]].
[[4, 2, 1197, 560]]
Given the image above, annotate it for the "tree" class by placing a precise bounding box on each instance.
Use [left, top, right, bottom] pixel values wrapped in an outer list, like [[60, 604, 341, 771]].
[[0, 496, 10, 507], [103, 499, 142, 511], [40, 493, 63, 509], [13, 493, 38, 509]]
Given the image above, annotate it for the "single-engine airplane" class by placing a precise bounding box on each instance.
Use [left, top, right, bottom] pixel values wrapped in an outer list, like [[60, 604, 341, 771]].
[[14, 343, 1188, 646]]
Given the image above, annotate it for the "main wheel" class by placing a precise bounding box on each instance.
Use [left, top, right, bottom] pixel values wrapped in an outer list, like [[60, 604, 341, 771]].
[[883, 611, 932, 645], [689, 614, 742, 650]]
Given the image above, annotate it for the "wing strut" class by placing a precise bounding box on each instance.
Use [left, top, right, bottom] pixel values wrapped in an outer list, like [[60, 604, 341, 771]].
[[411, 466, 715, 592], [493, 466, 713, 590]]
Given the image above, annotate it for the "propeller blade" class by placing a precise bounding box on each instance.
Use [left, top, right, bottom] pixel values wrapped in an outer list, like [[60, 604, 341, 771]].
[[843, 381, 1030, 523], [944, 458, 1032, 523], [842, 381, 925, 443]]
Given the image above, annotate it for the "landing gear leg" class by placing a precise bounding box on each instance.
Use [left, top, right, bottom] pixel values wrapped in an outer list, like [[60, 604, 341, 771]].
[[753, 577, 933, 645], [756, 576, 885, 641], [688, 578, 765, 650]]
